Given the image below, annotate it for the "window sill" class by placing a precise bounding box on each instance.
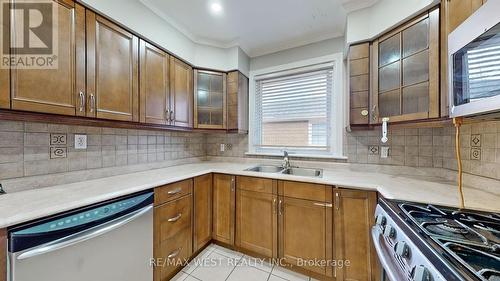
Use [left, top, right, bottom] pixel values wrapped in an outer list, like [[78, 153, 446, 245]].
[[244, 152, 348, 160]]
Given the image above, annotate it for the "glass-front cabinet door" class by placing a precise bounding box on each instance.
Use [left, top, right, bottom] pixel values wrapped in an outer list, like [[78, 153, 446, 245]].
[[194, 70, 227, 129], [371, 8, 440, 123]]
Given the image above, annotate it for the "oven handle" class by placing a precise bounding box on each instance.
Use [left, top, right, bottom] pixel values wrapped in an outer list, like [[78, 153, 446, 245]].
[[16, 205, 153, 260], [371, 227, 400, 281]]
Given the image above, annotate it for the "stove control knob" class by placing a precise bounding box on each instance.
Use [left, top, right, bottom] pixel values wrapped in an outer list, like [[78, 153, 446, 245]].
[[412, 265, 431, 281], [375, 215, 387, 227], [383, 225, 395, 238], [395, 241, 410, 258]]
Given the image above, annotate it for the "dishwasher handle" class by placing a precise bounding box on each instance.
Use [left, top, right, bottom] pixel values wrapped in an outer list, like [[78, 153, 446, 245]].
[[16, 205, 153, 260]]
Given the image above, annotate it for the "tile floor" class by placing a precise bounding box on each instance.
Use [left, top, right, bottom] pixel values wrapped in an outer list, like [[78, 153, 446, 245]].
[[170, 244, 317, 281]]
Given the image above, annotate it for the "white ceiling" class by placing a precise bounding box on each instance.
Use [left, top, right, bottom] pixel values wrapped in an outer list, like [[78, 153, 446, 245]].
[[139, 0, 377, 57]]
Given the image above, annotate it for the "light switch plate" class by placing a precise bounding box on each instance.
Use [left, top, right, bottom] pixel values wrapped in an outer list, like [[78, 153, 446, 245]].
[[220, 144, 225, 152], [380, 146, 390, 158], [75, 134, 87, 149]]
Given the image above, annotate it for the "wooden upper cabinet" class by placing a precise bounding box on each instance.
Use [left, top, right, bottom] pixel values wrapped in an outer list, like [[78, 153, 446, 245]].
[[235, 177, 277, 258], [170, 57, 193, 128], [194, 70, 226, 129], [349, 43, 370, 125], [371, 8, 439, 123], [334, 189, 378, 281], [8, 1, 85, 115], [193, 174, 213, 252], [226, 71, 249, 133], [86, 12, 139, 122], [278, 196, 333, 277], [212, 174, 235, 245], [139, 40, 169, 125]]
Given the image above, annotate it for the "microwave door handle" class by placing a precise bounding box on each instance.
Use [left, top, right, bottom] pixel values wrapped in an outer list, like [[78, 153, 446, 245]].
[[371, 227, 401, 281], [16, 205, 153, 260]]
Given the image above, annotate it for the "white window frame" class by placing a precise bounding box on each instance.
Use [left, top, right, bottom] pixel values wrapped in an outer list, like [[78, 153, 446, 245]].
[[247, 53, 345, 159]]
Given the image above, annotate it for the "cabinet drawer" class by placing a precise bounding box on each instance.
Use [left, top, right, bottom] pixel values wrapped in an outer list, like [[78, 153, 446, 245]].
[[279, 181, 331, 202], [155, 195, 192, 242], [155, 179, 192, 205], [237, 176, 275, 194], [155, 226, 192, 280]]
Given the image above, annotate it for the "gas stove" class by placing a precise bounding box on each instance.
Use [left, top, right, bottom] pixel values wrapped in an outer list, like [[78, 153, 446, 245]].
[[373, 197, 500, 281]]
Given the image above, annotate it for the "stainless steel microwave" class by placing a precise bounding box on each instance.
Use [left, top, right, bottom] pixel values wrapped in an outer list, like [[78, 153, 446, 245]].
[[448, 0, 500, 118]]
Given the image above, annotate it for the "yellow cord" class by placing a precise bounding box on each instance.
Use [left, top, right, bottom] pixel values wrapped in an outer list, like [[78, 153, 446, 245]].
[[453, 117, 465, 209]]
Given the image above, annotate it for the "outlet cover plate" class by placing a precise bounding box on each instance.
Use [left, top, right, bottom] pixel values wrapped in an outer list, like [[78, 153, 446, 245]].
[[75, 134, 87, 149]]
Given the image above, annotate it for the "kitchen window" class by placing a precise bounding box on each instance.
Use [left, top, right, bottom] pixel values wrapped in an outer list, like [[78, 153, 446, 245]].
[[249, 57, 344, 158]]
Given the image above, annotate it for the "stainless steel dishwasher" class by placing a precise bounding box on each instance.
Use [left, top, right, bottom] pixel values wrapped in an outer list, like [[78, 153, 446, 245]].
[[8, 191, 154, 281]]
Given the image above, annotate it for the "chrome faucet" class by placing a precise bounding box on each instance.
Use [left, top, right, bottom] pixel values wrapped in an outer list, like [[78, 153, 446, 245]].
[[282, 151, 291, 170]]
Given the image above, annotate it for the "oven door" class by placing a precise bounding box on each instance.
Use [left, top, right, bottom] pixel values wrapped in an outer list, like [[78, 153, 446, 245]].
[[371, 227, 407, 281], [448, 0, 500, 117]]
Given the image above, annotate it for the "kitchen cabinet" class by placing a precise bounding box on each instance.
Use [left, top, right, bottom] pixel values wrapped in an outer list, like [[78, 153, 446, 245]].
[[7, 1, 86, 116], [349, 43, 370, 125], [169, 57, 193, 128], [193, 174, 213, 252], [194, 70, 226, 129], [440, 0, 487, 117], [86, 12, 139, 122], [278, 181, 333, 277], [235, 176, 277, 257], [226, 71, 249, 133], [371, 8, 439, 123], [154, 183, 193, 281], [139, 40, 170, 125], [333, 189, 378, 281], [212, 174, 236, 245]]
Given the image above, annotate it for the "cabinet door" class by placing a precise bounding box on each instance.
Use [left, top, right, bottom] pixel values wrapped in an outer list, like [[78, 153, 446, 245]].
[[139, 40, 169, 125], [278, 197, 333, 277], [9, 1, 85, 115], [236, 189, 277, 258], [212, 174, 235, 245], [86, 12, 139, 121], [193, 174, 213, 252], [170, 57, 193, 128], [194, 70, 226, 129], [349, 43, 370, 125], [446, 0, 483, 33], [333, 189, 378, 281]]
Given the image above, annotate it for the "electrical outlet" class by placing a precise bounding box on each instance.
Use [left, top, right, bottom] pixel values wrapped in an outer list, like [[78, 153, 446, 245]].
[[75, 134, 87, 149], [380, 146, 390, 158]]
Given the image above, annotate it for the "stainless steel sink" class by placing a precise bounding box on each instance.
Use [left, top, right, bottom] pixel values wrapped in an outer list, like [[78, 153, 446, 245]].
[[245, 165, 285, 173], [281, 167, 323, 178]]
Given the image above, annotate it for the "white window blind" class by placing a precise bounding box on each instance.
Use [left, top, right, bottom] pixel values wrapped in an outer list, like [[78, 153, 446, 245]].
[[253, 66, 334, 154]]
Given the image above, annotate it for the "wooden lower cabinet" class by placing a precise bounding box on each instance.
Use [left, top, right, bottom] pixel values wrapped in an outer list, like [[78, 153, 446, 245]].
[[235, 177, 277, 257], [333, 189, 378, 281], [212, 174, 236, 245], [154, 193, 193, 281], [193, 174, 213, 252], [279, 196, 333, 277]]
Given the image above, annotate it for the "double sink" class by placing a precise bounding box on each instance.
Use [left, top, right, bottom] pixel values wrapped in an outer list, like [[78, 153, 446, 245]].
[[245, 165, 323, 178]]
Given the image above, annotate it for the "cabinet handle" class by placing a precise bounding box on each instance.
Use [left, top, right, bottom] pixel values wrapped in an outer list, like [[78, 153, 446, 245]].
[[371, 105, 377, 122], [167, 213, 182, 222], [89, 93, 95, 113], [166, 109, 170, 122], [231, 177, 235, 192], [167, 247, 182, 259], [272, 198, 277, 214], [278, 199, 283, 216], [170, 110, 174, 122], [335, 193, 340, 211], [79, 91, 85, 112], [314, 202, 333, 208], [167, 187, 182, 195]]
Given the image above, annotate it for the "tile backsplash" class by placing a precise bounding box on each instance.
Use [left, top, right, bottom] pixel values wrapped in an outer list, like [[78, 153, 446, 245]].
[[0, 121, 206, 180]]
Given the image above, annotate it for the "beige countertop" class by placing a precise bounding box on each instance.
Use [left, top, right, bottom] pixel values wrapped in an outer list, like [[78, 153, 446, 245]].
[[0, 161, 499, 229]]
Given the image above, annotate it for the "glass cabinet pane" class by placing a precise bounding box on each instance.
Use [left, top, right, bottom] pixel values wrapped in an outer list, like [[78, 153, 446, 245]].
[[403, 82, 429, 114], [211, 75, 223, 93], [211, 92, 223, 108], [379, 34, 401, 67], [402, 18, 429, 58], [379, 90, 401, 117], [211, 111, 223, 125], [197, 90, 209, 106], [197, 73, 210, 90], [198, 111, 210, 125], [379, 61, 400, 92], [402, 50, 429, 86]]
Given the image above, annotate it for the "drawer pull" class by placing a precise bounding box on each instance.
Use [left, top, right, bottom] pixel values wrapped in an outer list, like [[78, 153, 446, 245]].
[[167, 247, 182, 259], [314, 202, 333, 208], [167, 187, 182, 195], [167, 213, 182, 222]]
